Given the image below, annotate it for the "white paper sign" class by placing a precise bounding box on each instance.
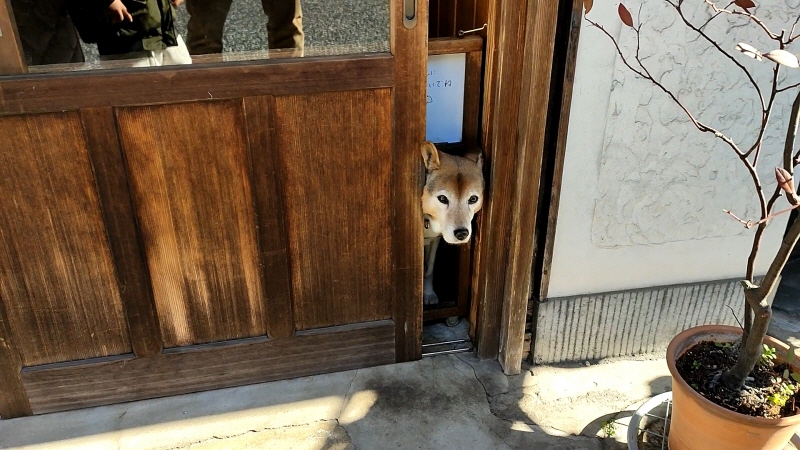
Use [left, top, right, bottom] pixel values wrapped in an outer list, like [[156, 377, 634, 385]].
[[426, 53, 466, 144]]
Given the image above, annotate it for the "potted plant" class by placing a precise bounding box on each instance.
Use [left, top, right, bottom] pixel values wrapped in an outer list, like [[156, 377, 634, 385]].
[[584, 1, 800, 448]]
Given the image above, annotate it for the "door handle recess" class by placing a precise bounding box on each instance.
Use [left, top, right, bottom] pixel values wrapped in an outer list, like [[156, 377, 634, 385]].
[[403, 0, 417, 29]]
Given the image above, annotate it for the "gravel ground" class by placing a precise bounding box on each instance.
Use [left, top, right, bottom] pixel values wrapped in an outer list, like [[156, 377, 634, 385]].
[[81, 0, 388, 62]]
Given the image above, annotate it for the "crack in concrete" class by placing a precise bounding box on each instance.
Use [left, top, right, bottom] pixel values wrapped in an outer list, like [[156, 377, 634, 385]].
[[164, 419, 339, 450], [334, 370, 358, 450], [337, 369, 358, 420], [333, 418, 356, 450], [454, 354, 601, 443]]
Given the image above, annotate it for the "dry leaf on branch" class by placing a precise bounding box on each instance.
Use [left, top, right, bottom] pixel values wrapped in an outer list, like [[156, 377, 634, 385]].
[[763, 50, 800, 68], [618, 3, 633, 27]]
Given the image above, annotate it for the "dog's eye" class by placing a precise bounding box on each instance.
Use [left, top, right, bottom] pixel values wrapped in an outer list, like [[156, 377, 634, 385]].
[[468, 195, 479, 204], [437, 195, 449, 205]]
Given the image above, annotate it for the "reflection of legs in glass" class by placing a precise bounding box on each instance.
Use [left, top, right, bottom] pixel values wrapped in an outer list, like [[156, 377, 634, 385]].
[[262, 0, 304, 52], [10, 0, 85, 65], [185, 0, 234, 55]]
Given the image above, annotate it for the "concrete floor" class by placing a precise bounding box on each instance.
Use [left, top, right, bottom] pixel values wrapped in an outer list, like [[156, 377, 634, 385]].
[[1, 319, 795, 450], [0, 351, 674, 450]]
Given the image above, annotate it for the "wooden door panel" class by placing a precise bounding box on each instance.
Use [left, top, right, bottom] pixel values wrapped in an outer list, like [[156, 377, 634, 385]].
[[117, 101, 268, 347], [275, 89, 393, 330], [243, 96, 294, 339], [0, 112, 131, 366]]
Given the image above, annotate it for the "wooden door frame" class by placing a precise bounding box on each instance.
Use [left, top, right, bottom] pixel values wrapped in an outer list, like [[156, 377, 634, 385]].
[[470, 0, 564, 374]]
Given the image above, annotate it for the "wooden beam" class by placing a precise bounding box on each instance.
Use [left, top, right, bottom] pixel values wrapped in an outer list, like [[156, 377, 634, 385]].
[[537, 0, 584, 305], [391, 0, 427, 362], [22, 321, 394, 415], [0, 0, 24, 75], [0, 54, 393, 115], [497, 0, 560, 374], [531, 0, 585, 362], [428, 36, 483, 55], [473, 0, 530, 360]]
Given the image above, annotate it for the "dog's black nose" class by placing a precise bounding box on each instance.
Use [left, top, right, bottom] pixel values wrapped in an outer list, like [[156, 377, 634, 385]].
[[454, 228, 470, 241]]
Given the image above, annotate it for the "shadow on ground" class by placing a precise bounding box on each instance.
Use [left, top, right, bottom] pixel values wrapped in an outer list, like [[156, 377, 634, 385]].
[[0, 332, 673, 450]]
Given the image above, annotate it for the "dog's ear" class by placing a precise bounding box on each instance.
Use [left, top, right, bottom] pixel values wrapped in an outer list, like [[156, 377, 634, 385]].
[[421, 142, 440, 171], [464, 149, 484, 170]]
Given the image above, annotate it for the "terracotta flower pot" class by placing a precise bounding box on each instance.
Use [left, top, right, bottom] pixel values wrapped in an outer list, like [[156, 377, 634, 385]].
[[666, 325, 800, 450]]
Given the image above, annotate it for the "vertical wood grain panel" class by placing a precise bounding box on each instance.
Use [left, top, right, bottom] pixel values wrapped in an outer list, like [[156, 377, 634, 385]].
[[81, 107, 163, 357], [117, 101, 267, 347], [463, 49, 483, 148], [429, 0, 440, 38], [243, 96, 294, 339], [537, 0, 586, 302], [438, 0, 457, 37], [498, 0, 560, 373], [456, 0, 478, 35], [474, 0, 529, 360], [275, 89, 393, 331], [0, 112, 131, 366]]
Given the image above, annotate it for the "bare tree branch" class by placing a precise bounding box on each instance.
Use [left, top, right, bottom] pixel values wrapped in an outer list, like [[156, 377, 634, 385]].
[[667, 0, 765, 112], [750, 64, 782, 164], [727, 203, 800, 228], [585, 20, 746, 158], [703, 0, 781, 41], [788, 15, 800, 43], [778, 81, 800, 93], [697, 1, 734, 32]]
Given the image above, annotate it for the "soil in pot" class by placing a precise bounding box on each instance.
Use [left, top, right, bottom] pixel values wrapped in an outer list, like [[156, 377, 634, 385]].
[[676, 340, 800, 419]]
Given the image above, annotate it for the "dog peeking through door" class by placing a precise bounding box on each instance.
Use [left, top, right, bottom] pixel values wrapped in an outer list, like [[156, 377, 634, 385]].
[[421, 142, 485, 306]]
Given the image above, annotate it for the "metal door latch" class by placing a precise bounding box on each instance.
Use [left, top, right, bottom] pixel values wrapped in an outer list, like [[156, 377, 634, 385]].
[[458, 23, 488, 37]]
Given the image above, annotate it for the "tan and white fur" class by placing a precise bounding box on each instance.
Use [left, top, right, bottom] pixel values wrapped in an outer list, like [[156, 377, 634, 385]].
[[421, 142, 484, 305]]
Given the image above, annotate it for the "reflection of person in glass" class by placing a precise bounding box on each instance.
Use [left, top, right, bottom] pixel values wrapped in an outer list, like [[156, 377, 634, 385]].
[[9, 0, 84, 65], [185, 0, 303, 55], [67, 0, 192, 66]]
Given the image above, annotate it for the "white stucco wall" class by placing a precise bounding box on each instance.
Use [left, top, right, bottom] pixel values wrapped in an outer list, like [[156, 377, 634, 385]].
[[548, 0, 800, 298]]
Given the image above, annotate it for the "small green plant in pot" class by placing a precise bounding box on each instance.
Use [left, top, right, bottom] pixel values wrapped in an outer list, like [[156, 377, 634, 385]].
[[584, 0, 800, 448]]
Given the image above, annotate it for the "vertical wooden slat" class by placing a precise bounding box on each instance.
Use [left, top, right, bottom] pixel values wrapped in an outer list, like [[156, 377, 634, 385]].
[[498, 0, 561, 373], [0, 112, 132, 367], [274, 90, 393, 331], [391, 0, 427, 362], [474, 0, 529, 360], [82, 107, 163, 357], [0, 0, 24, 75], [243, 96, 294, 339], [463, 48, 483, 149], [537, 0, 584, 303], [437, 0, 457, 37], [118, 101, 267, 348], [0, 303, 31, 418], [429, 0, 440, 38], [456, 0, 478, 34]]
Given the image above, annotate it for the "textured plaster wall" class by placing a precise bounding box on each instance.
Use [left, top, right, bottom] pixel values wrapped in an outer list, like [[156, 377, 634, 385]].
[[548, 0, 800, 298]]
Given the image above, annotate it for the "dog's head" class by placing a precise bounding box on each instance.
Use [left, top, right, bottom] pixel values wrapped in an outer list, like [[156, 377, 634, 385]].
[[421, 142, 484, 244]]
